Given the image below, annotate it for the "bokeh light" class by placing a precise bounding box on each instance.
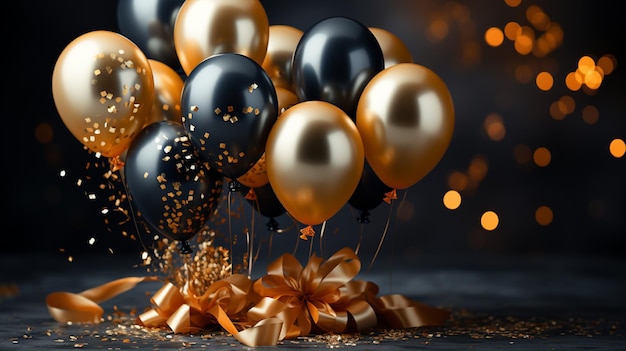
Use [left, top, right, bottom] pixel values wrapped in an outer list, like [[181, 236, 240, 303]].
[[536, 71, 553, 91], [443, 190, 462, 210], [481, 211, 499, 231], [485, 27, 504, 47], [535, 206, 553, 226], [533, 147, 552, 167], [609, 139, 625, 158]]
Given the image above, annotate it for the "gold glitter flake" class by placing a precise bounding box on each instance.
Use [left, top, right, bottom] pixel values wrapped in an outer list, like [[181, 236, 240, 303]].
[[248, 83, 258, 92]]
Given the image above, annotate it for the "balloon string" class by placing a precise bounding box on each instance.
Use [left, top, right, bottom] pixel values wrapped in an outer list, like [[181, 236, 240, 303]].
[[118, 167, 151, 255], [268, 231, 274, 260], [319, 220, 327, 258], [227, 190, 233, 275], [308, 228, 314, 258], [368, 198, 395, 272], [387, 189, 408, 291], [355, 223, 364, 255], [247, 207, 255, 279]]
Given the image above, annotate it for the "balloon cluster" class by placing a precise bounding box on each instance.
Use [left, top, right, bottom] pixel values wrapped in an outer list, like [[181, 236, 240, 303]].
[[52, 0, 454, 247]]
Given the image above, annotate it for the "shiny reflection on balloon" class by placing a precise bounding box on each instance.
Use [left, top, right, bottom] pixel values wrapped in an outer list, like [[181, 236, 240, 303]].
[[181, 53, 278, 180], [356, 63, 455, 190], [52, 30, 154, 158], [262, 25, 303, 92], [292, 16, 384, 118], [174, 0, 269, 75], [266, 101, 364, 226], [369, 27, 413, 68], [145, 59, 184, 126], [117, 0, 184, 69]]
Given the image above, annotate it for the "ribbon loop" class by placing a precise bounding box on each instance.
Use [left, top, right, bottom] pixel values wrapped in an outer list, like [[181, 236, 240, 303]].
[[46, 247, 450, 347]]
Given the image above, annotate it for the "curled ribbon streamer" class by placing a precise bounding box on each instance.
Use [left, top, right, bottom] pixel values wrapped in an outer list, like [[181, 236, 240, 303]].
[[46, 276, 158, 324]]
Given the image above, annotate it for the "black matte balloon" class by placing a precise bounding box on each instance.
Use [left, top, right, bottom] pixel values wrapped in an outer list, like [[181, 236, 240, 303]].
[[123, 121, 224, 243], [348, 160, 392, 221], [242, 183, 285, 219], [181, 53, 278, 180], [117, 0, 184, 70], [292, 16, 384, 118]]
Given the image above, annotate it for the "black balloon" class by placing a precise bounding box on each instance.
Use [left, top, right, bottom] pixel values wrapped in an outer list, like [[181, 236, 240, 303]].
[[243, 183, 285, 219], [181, 53, 278, 181], [348, 160, 392, 222], [292, 16, 384, 118], [117, 0, 184, 70], [124, 121, 223, 243]]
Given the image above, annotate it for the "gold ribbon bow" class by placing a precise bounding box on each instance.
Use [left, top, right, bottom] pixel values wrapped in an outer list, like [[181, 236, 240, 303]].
[[253, 247, 379, 337], [254, 247, 451, 338], [137, 273, 285, 346], [46, 247, 450, 347]]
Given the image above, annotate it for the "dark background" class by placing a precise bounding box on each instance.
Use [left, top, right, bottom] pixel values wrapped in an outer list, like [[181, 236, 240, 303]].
[[5, 0, 625, 263]]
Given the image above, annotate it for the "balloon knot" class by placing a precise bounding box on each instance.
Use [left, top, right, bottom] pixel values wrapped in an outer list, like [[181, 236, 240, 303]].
[[266, 218, 279, 232], [180, 241, 193, 254], [356, 211, 370, 224], [383, 189, 397, 204], [299, 225, 315, 240], [228, 180, 241, 192]]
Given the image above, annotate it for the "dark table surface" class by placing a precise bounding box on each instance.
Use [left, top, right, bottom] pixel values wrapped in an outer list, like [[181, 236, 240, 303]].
[[1, 251, 625, 350]]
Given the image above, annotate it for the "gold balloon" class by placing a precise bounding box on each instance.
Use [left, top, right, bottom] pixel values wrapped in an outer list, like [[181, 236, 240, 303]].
[[265, 101, 364, 226], [237, 87, 300, 188], [261, 25, 303, 91], [145, 59, 184, 126], [356, 63, 454, 190], [369, 27, 413, 68], [52, 30, 154, 158], [275, 86, 300, 114], [174, 0, 270, 75]]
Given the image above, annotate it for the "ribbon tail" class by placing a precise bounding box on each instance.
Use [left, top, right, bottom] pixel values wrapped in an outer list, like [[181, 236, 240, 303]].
[[46, 276, 158, 324], [235, 318, 283, 347], [79, 276, 159, 304], [377, 294, 450, 329]]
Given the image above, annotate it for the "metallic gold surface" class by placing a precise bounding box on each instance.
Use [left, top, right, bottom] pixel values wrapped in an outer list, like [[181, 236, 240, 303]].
[[369, 27, 414, 68], [265, 101, 364, 225], [145, 59, 184, 126], [261, 25, 303, 92], [52, 30, 154, 158], [356, 63, 454, 189], [174, 0, 269, 75]]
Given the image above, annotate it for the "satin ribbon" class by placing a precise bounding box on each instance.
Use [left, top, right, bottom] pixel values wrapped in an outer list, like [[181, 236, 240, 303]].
[[46, 276, 158, 324], [137, 274, 285, 347], [46, 247, 450, 347], [252, 247, 449, 338]]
